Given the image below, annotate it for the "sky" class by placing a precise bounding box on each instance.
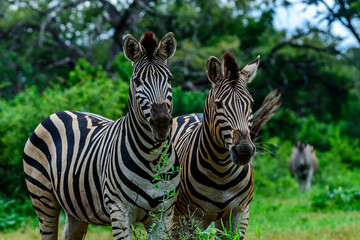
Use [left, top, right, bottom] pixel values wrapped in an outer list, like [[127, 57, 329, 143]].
[[273, 0, 359, 49]]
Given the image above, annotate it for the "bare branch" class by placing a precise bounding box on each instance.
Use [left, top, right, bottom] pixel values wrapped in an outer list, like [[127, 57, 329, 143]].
[[307, 0, 360, 44], [262, 29, 340, 66], [137, 0, 174, 18], [0, 20, 88, 65], [41, 57, 72, 73]]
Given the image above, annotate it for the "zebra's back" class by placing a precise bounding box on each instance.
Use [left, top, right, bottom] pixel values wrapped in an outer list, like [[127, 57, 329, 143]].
[[171, 113, 202, 155], [23, 110, 113, 225]]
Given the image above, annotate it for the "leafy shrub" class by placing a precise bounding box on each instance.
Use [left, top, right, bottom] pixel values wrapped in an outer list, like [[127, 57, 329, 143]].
[[111, 52, 133, 81], [0, 195, 33, 231], [252, 137, 298, 196], [312, 186, 360, 211], [172, 87, 208, 117]]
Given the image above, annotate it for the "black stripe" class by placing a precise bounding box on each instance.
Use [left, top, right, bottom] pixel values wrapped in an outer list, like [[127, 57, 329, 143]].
[[29, 131, 55, 183], [23, 153, 51, 182], [28, 192, 57, 210], [24, 173, 52, 192], [56, 112, 80, 220]]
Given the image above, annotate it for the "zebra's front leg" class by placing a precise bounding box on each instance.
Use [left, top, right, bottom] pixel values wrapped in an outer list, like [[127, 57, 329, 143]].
[[145, 206, 175, 240], [109, 204, 132, 240], [223, 208, 250, 240], [305, 169, 314, 191], [61, 212, 88, 240]]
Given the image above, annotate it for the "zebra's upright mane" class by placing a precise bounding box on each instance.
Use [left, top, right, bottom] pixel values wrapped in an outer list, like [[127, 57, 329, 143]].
[[296, 141, 307, 152], [222, 52, 239, 81], [140, 32, 158, 57]]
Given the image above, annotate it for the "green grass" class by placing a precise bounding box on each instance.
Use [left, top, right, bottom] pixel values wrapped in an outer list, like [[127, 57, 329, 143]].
[[245, 191, 360, 240], [1, 189, 359, 240]]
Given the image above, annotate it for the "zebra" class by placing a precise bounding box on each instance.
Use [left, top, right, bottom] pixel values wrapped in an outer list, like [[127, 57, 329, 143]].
[[23, 32, 180, 240], [289, 141, 319, 192], [171, 53, 261, 239]]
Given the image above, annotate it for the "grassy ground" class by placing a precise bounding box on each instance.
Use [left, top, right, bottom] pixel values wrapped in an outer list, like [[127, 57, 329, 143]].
[[1, 191, 359, 240], [246, 192, 360, 240]]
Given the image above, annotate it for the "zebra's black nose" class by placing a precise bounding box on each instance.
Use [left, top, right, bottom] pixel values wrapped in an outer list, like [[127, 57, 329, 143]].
[[150, 103, 172, 141], [231, 141, 255, 166]]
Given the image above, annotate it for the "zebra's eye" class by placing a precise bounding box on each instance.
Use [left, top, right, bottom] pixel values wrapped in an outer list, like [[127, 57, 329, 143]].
[[167, 75, 174, 84], [133, 77, 142, 87], [215, 100, 223, 110]]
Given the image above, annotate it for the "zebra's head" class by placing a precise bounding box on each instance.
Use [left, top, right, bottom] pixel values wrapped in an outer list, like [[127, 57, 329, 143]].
[[123, 32, 176, 142], [205, 53, 260, 166], [292, 141, 314, 175]]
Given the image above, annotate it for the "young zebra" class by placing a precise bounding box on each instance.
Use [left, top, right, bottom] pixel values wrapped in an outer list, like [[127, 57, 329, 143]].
[[289, 141, 319, 192], [23, 32, 180, 240], [171, 53, 260, 239]]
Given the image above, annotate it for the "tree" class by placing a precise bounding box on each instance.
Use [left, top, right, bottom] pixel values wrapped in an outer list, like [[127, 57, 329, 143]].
[[0, 0, 157, 98], [302, 0, 360, 45]]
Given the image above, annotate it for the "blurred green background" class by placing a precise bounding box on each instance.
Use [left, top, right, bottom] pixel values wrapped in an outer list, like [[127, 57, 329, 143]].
[[0, 0, 359, 239]]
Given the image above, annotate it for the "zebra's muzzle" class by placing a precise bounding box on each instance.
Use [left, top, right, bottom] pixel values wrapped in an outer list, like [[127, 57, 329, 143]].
[[230, 140, 255, 166], [149, 103, 172, 141]]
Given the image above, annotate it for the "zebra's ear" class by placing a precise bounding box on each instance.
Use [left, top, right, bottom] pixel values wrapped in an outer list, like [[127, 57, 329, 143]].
[[123, 34, 144, 63], [239, 55, 260, 85], [206, 56, 222, 85], [156, 32, 177, 60]]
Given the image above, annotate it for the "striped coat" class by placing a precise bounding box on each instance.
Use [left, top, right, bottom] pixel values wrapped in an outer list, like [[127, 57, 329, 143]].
[[172, 53, 260, 239], [23, 32, 180, 240]]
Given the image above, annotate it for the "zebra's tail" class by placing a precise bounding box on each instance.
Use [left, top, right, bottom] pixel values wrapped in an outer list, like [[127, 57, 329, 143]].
[[250, 89, 281, 140]]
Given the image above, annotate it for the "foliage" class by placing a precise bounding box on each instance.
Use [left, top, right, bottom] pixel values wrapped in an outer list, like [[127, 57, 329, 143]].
[[148, 141, 181, 239], [0, 195, 33, 231], [312, 186, 360, 211], [172, 87, 208, 117]]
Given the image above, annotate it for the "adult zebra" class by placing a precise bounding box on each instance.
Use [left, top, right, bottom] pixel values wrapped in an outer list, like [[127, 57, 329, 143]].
[[23, 32, 180, 240], [289, 141, 319, 192], [172, 53, 261, 239]]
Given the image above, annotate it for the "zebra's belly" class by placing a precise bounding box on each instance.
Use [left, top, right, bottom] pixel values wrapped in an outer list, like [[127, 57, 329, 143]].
[[102, 173, 180, 218], [51, 169, 111, 225]]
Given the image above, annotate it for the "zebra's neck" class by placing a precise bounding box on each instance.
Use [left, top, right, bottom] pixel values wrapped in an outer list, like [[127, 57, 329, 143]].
[[118, 107, 174, 172], [196, 115, 235, 172]]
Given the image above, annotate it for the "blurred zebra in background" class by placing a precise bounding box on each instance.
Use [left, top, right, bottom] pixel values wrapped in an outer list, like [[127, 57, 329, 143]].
[[171, 53, 281, 239], [289, 141, 319, 192], [23, 32, 180, 240]]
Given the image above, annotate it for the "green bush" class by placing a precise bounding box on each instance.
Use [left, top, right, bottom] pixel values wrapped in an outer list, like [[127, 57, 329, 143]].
[[252, 137, 298, 196], [312, 186, 360, 211], [172, 87, 208, 117], [0, 195, 33, 231]]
